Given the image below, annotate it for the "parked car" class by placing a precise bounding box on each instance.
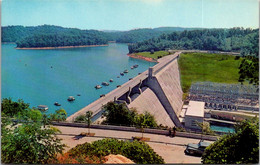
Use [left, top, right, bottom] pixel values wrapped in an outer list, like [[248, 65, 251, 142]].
[[185, 140, 211, 156]]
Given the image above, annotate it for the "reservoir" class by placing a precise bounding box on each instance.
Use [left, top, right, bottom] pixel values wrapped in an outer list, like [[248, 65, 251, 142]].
[[2, 43, 156, 116]]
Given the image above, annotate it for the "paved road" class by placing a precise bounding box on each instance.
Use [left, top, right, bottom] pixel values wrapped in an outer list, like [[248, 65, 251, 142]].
[[55, 125, 210, 164]]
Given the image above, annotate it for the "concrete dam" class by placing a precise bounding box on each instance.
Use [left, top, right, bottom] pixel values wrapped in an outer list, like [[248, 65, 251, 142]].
[[67, 52, 184, 127]]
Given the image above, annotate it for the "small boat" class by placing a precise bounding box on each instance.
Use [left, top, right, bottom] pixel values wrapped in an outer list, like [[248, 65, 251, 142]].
[[95, 85, 102, 89], [100, 94, 105, 98], [133, 64, 139, 68], [54, 102, 61, 106], [138, 73, 141, 75], [102, 82, 109, 86], [124, 69, 129, 73], [120, 72, 124, 76], [117, 85, 121, 88], [131, 66, 134, 69], [117, 76, 120, 78], [109, 79, 113, 82], [129, 78, 133, 80], [37, 105, 48, 111], [77, 94, 81, 96], [67, 96, 75, 101]]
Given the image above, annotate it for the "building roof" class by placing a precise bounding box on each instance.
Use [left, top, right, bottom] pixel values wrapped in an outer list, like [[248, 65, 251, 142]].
[[185, 101, 204, 117]]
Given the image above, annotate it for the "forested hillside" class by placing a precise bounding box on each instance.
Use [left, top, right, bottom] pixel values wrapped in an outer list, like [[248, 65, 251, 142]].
[[109, 27, 200, 43], [128, 28, 259, 55], [1, 25, 198, 48], [2, 25, 108, 48]]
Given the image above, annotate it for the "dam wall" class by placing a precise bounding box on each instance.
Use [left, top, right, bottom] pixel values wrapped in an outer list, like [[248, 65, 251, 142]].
[[155, 59, 183, 117], [67, 52, 184, 128], [128, 87, 175, 127], [139, 55, 183, 127]]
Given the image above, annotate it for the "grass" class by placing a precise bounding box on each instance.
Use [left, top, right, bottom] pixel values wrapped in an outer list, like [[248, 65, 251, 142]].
[[178, 53, 243, 94], [136, 51, 169, 59]]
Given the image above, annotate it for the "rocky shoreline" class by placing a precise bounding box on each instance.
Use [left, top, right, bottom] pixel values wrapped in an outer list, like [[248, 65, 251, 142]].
[[127, 53, 157, 62], [16, 44, 109, 50]]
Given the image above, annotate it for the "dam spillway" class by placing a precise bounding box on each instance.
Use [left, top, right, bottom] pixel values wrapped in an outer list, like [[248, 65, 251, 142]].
[[67, 52, 184, 127]]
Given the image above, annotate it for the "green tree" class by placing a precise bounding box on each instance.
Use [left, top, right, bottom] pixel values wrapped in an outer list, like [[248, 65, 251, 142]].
[[74, 114, 86, 123], [202, 118, 259, 164], [1, 117, 65, 164], [196, 121, 215, 138], [42, 113, 50, 128], [102, 102, 133, 125], [85, 111, 93, 135], [2, 98, 30, 117], [55, 108, 67, 122], [135, 111, 157, 138], [238, 57, 259, 85], [27, 109, 43, 122]]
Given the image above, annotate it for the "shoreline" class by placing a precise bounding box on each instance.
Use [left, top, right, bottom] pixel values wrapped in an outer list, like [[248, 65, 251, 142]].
[[15, 44, 109, 50], [127, 53, 158, 62]]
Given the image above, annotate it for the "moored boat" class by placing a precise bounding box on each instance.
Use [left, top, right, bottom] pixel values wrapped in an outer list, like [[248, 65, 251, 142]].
[[100, 94, 105, 97], [95, 85, 102, 89], [120, 72, 124, 76], [124, 69, 129, 73], [133, 64, 139, 68], [67, 96, 75, 101], [102, 82, 109, 86], [109, 79, 113, 82], [37, 105, 48, 111], [54, 102, 61, 106]]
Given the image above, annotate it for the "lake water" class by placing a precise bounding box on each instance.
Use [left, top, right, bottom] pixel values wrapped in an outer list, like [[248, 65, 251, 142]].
[[2, 43, 155, 116]]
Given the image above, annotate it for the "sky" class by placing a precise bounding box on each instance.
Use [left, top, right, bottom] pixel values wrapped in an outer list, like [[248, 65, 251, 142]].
[[1, 0, 259, 31]]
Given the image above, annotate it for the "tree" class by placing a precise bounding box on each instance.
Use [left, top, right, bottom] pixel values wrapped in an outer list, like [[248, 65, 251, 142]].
[[102, 102, 133, 125], [135, 111, 157, 138], [102, 102, 158, 129], [55, 108, 67, 122], [2, 116, 66, 164], [202, 117, 259, 164], [2, 98, 30, 117], [74, 114, 86, 123], [42, 114, 50, 128], [196, 121, 215, 138], [85, 111, 93, 135]]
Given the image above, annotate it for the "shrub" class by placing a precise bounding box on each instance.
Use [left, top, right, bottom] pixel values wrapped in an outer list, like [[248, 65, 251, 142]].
[[68, 138, 165, 164], [74, 115, 85, 123], [102, 102, 158, 128]]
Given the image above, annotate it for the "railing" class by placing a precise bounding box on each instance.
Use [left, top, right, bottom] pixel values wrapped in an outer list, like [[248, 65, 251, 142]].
[[52, 121, 218, 141]]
